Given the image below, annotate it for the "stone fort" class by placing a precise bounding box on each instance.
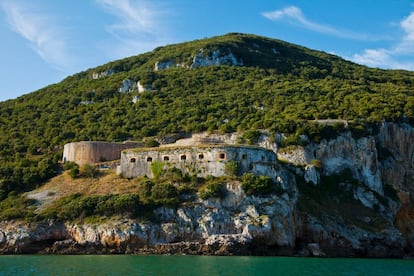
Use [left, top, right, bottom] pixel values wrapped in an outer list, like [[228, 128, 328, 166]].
[[62, 141, 138, 165], [62, 136, 279, 179], [118, 144, 279, 179]]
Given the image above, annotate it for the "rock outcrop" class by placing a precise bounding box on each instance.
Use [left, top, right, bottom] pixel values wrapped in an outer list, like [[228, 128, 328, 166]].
[[1, 122, 413, 257], [0, 174, 407, 256], [154, 48, 243, 71], [190, 49, 242, 68], [0, 177, 300, 255]]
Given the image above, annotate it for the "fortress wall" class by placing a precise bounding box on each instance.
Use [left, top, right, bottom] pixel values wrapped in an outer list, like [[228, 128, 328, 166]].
[[119, 145, 278, 179], [63, 141, 137, 165]]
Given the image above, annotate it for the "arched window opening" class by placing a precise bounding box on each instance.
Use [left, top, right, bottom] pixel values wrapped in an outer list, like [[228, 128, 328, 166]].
[[219, 153, 226, 159], [147, 157, 153, 162], [163, 156, 170, 161], [241, 154, 247, 160], [130, 158, 136, 163], [180, 155, 187, 161], [198, 154, 204, 160]]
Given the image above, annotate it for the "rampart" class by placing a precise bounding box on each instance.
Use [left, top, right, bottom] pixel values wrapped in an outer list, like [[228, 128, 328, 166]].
[[62, 141, 138, 165], [118, 144, 279, 179]]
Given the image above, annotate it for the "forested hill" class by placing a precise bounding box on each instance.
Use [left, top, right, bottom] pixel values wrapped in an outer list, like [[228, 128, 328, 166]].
[[1, 32, 414, 196]]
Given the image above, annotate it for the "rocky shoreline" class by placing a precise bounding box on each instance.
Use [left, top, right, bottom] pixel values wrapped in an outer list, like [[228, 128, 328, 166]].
[[2, 122, 414, 258], [0, 212, 408, 258], [1, 237, 408, 258]]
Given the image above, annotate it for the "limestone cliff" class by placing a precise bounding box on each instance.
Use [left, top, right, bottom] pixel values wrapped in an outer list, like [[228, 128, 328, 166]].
[[0, 175, 406, 256], [1, 122, 413, 256]]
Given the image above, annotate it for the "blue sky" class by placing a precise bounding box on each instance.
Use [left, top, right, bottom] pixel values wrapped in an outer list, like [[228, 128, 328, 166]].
[[1, 0, 414, 102]]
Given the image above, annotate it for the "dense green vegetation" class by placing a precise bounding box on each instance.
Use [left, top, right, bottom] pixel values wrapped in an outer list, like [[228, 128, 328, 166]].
[[39, 193, 144, 221], [241, 173, 275, 196], [1, 33, 414, 197]]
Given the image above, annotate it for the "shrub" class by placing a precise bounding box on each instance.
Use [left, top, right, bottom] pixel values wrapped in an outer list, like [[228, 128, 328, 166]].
[[224, 161, 240, 176], [0, 194, 36, 221], [164, 167, 184, 182], [241, 173, 274, 196], [68, 166, 80, 179], [150, 182, 179, 205], [137, 179, 155, 203], [150, 161, 164, 179], [40, 193, 142, 221], [63, 161, 78, 171], [145, 139, 160, 147], [239, 130, 261, 145], [80, 164, 99, 178], [310, 159, 323, 169], [199, 181, 227, 200]]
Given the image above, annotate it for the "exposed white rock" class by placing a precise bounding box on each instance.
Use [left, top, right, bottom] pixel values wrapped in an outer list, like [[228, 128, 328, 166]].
[[154, 60, 187, 71], [277, 145, 309, 165], [276, 132, 383, 194], [92, 69, 115, 79], [119, 79, 135, 93], [132, 96, 139, 104], [304, 165, 319, 185], [137, 81, 146, 93], [316, 133, 383, 194], [190, 49, 242, 68], [205, 234, 251, 246], [0, 230, 5, 244], [354, 187, 379, 209], [307, 243, 326, 257], [154, 60, 175, 71]]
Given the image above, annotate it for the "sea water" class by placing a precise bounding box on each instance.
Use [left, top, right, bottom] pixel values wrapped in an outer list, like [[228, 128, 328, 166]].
[[1, 255, 413, 275]]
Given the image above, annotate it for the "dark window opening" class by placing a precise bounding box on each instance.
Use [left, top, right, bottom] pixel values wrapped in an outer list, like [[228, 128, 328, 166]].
[[130, 158, 136, 163], [261, 155, 265, 161], [181, 155, 187, 161], [147, 157, 153, 162], [219, 153, 226, 159], [198, 154, 204, 160], [163, 156, 170, 161], [241, 154, 247, 160]]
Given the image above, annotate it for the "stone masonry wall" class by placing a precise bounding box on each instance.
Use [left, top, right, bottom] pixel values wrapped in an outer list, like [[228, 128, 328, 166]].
[[62, 141, 137, 165], [119, 145, 278, 179]]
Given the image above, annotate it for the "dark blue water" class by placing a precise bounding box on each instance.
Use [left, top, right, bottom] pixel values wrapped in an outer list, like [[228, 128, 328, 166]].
[[1, 255, 413, 275]]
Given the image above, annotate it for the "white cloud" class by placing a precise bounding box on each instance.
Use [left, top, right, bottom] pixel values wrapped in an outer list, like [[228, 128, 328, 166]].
[[352, 49, 399, 68], [0, 1, 72, 70], [262, 6, 369, 40], [262, 6, 339, 35], [96, 0, 169, 57], [401, 12, 414, 41], [351, 12, 414, 70], [395, 12, 414, 54]]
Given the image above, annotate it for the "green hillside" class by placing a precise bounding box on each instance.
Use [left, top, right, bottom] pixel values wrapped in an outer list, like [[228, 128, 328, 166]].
[[1, 33, 414, 197]]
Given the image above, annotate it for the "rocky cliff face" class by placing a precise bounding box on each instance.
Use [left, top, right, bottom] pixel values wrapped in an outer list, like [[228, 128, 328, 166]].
[[154, 48, 242, 71], [0, 174, 406, 256], [0, 177, 300, 255], [0, 122, 413, 256], [277, 123, 414, 207]]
